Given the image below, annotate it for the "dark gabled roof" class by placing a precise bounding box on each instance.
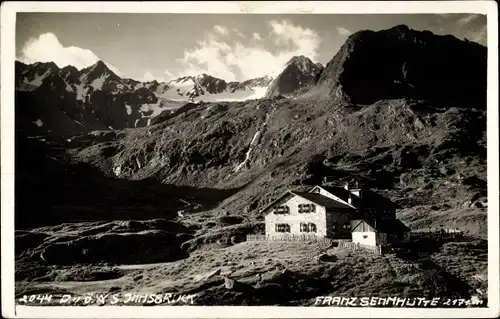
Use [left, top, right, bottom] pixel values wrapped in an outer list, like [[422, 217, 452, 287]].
[[314, 185, 401, 210], [317, 186, 351, 202], [292, 192, 353, 210], [377, 219, 411, 233], [353, 218, 410, 233]]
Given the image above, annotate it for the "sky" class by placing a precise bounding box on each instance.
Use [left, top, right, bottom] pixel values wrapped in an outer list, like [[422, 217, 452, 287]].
[[16, 13, 487, 82]]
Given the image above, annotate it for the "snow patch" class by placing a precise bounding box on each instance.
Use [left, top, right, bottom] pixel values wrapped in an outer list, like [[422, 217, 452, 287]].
[[74, 120, 85, 127], [134, 119, 140, 128], [64, 80, 74, 92], [75, 83, 89, 101], [113, 165, 122, 177], [33, 119, 43, 127], [149, 75, 273, 103], [139, 98, 182, 123], [90, 75, 107, 91], [28, 69, 51, 87], [125, 104, 132, 115], [147, 118, 152, 126], [140, 104, 151, 113]]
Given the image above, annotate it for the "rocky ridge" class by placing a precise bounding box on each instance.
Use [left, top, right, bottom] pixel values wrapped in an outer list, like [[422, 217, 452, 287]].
[[15, 61, 275, 136]]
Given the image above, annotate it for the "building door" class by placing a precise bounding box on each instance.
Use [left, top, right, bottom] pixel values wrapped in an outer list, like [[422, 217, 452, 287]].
[[331, 222, 339, 238]]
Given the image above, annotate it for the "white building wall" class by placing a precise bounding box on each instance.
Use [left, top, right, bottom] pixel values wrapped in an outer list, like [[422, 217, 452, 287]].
[[352, 231, 378, 246], [265, 195, 327, 238]]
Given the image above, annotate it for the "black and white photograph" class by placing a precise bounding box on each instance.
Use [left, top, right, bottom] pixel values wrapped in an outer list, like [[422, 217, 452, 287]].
[[1, 1, 499, 318]]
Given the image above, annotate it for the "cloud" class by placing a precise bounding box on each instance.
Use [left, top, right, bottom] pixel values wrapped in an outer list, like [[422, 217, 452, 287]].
[[141, 68, 177, 83], [466, 25, 487, 44], [163, 68, 175, 80], [232, 28, 245, 38], [142, 71, 155, 82], [252, 32, 262, 41], [176, 19, 321, 81], [213, 25, 229, 35], [19, 32, 120, 75], [268, 19, 321, 60], [457, 14, 482, 26], [336, 26, 351, 37], [448, 14, 487, 45], [458, 14, 487, 44]]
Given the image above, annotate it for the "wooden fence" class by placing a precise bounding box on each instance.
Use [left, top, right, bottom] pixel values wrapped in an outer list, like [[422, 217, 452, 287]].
[[245, 235, 384, 255], [337, 241, 383, 255], [246, 234, 350, 245], [410, 228, 464, 239]]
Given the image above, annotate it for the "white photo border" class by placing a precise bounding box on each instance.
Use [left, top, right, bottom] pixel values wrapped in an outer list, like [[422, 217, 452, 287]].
[[1, 1, 498, 318]]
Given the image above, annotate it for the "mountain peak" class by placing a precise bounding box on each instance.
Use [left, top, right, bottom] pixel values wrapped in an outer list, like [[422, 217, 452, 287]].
[[79, 60, 113, 75], [32, 61, 59, 71], [265, 55, 324, 98], [389, 24, 411, 33], [61, 65, 79, 73], [317, 24, 487, 108], [79, 60, 120, 85], [91, 60, 111, 73], [286, 55, 313, 66]]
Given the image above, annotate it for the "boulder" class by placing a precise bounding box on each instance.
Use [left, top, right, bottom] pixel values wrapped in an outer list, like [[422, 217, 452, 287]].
[[192, 268, 221, 283]]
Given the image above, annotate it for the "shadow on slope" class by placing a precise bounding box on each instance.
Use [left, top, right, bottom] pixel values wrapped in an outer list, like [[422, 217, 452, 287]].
[[15, 134, 239, 230]]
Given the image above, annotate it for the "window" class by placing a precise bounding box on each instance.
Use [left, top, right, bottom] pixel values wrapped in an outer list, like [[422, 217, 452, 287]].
[[309, 223, 317, 233], [300, 223, 317, 233], [300, 223, 309, 232], [342, 222, 351, 230], [275, 223, 291, 233], [363, 235, 368, 239], [298, 203, 316, 213], [273, 205, 290, 214], [300, 222, 308, 232]]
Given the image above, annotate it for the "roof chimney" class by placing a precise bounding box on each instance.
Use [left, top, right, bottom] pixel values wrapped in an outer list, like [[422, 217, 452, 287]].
[[344, 182, 349, 190], [348, 194, 352, 204]]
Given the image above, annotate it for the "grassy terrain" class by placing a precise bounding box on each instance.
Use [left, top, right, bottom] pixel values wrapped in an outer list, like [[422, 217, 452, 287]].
[[15, 235, 487, 306]]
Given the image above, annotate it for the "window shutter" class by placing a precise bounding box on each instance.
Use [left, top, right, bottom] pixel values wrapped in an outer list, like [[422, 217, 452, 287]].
[[274, 205, 290, 214], [276, 223, 291, 233]]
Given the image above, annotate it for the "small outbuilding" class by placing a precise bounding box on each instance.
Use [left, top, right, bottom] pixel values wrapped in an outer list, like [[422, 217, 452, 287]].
[[351, 218, 411, 246]]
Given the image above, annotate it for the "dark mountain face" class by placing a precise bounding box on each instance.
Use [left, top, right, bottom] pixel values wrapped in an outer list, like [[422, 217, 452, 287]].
[[196, 74, 228, 94], [317, 25, 487, 108], [265, 55, 324, 98]]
